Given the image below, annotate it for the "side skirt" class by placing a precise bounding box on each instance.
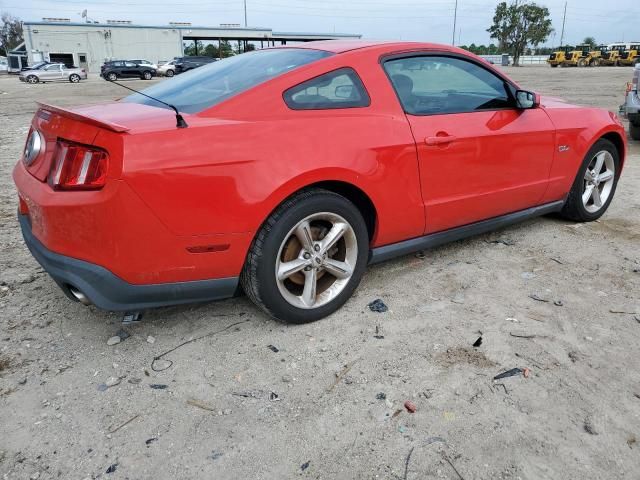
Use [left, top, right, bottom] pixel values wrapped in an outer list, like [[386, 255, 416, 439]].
[[368, 200, 565, 265]]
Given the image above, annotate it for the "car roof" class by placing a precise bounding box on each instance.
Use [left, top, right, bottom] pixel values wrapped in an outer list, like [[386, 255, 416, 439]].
[[283, 40, 462, 54]]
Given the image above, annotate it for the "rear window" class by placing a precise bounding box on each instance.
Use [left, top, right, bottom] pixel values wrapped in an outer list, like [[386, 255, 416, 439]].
[[124, 48, 333, 113]]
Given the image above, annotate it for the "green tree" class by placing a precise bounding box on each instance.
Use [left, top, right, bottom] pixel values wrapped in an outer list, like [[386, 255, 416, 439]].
[[487, 1, 553, 66], [582, 36, 596, 48], [0, 12, 23, 56]]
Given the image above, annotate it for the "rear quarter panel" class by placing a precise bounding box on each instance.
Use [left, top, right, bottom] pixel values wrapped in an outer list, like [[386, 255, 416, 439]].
[[123, 49, 426, 247]]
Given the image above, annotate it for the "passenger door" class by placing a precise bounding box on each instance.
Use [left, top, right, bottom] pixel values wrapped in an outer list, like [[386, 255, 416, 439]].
[[40, 63, 64, 81], [122, 61, 138, 77], [383, 55, 556, 233]]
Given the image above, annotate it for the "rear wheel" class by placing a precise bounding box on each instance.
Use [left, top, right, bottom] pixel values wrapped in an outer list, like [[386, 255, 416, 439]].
[[26, 75, 38, 84], [106, 72, 117, 81], [578, 58, 587, 67], [560, 139, 620, 222], [630, 122, 640, 141], [69, 74, 80, 83], [166, 69, 174, 77], [592, 58, 601, 66], [241, 189, 369, 323], [142, 71, 153, 80]]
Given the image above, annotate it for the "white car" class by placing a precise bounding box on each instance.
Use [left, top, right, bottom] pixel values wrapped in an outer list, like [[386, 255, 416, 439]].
[[0, 58, 8, 73], [157, 60, 176, 77]]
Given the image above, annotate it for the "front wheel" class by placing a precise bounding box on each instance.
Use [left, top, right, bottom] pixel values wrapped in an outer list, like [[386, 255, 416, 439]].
[[241, 189, 369, 323], [592, 58, 601, 67], [106, 72, 117, 81], [142, 71, 153, 80], [165, 69, 174, 77], [578, 59, 587, 67], [69, 74, 80, 83], [560, 139, 620, 222], [26, 75, 38, 84], [630, 122, 640, 141]]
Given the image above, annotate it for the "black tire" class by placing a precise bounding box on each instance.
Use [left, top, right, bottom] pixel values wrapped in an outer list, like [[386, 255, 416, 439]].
[[241, 189, 369, 324], [559, 138, 620, 222], [578, 59, 587, 67], [107, 72, 117, 81], [550, 64, 558, 68], [630, 122, 640, 141], [69, 74, 80, 83], [166, 69, 174, 77], [142, 71, 153, 80]]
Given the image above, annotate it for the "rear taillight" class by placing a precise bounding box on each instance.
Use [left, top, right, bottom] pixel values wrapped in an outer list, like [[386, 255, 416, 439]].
[[49, 140, 108, 190]]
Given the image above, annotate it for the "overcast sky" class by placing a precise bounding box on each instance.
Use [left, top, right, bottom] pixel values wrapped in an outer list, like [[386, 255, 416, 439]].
[[1, 0, 638, 46]]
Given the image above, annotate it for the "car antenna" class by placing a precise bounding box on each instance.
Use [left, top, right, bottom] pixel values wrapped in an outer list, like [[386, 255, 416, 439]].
[[108, 79, 188, 128]]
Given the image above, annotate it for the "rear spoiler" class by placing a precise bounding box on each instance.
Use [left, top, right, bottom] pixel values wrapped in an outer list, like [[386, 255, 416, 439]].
[[36, 102, 130, 133]]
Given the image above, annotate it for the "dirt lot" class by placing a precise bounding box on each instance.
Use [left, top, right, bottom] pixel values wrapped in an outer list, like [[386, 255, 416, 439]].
[[0, 66, 639, 480]]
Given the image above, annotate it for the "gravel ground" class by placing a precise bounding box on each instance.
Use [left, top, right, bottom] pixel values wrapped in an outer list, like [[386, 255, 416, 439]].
[[0, 66, 639, 480]]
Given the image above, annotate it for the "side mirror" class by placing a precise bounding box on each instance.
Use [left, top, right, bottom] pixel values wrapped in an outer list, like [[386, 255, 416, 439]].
[[516, 90, 539, 109], [335, 85, 355, 99]]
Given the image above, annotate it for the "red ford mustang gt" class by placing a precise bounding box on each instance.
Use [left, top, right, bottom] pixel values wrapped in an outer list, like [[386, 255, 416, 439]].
[[14, 41, 626, 323]]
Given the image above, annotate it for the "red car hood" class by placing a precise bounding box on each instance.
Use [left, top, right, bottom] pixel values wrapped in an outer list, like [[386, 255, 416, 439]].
[[538, 95, 580, 109]]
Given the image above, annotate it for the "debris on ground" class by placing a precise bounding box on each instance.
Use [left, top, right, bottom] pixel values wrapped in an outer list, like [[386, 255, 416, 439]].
[[472, 336, 483, 348], [327, 361, 356, 392], [610, 309, 639, 315], [493, 368, 523, 380], [106, 336, 121, 346], [415, 251, 426, 259], [523, 368, 531, 378], [115, 328, 130, 340], [373, 325, 384, 339], [150, 384, 168, 390], [301, 461, 310, 471], [187, 398, 216, 411], [267, 344, 279, 353], [108, 414, 140, 433], [521, 272, 536, 279], [105, 464, 118, 474], [210, 451, 224, 461], [404, 400, 417, 413], [146, 336, 156, 344], [628, 436, 637, 448], [145, 438, 158, 446], [368, 298, 388, 313], [488, 237, 515, 246], [510, 332, 537, 339], [376, 392, 387, 400], [529, 293, 549, 303], [104, 377, 121, 388], [554, 300, 564, 306], [584, 417, 599, 435]]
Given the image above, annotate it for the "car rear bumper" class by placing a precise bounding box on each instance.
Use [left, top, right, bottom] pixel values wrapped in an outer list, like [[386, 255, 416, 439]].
[[18, 213, 239, 311]]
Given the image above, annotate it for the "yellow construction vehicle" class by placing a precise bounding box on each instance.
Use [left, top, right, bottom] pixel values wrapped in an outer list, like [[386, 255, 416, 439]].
[[600, 44, 626, 66], [562, 44, 592, 67], [547, 45, 574, 67], [619, 44, 640, 66]]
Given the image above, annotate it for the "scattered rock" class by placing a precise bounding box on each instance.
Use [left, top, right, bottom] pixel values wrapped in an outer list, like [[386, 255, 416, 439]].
[[30, 472, 40, 480], [529, 293, 549, 303], [472, 336, 483, 348], [210, 450, 224, 461], [105, 463, 118, 474], [281, 374, 293, 383], [128, 377, 142, 385], [145, 437, 158, 446], [152, 359, 172, 370], [584, 336, 594, 342], [115, 329, 130, 340], [146, 335, 156, 344], [554, 300, 564, 307], [106, 336, 121, 346], [105, 377, 121, 388], [301, 461, 310, 471], [368, 298, 388, 313], [568, 351, 581, 363], [521, 272, 536, 280], [18, 377, 27, 385], [150, 384, 168, 390], [376, 392, 386, 400], [404, 400, 417, 413], [584, 417, 599, 435], [267, 344, 279, 353], [628, 436, 637, 448]]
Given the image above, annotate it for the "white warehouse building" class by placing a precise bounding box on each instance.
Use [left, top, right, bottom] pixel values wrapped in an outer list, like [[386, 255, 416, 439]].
[[17, 19, 361, 73]]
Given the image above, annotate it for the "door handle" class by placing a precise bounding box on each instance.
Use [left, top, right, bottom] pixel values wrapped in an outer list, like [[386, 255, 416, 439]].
[[425, 135, 457, 146]]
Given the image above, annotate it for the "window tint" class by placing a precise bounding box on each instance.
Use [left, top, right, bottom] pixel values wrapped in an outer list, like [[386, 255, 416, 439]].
[[124, 48, 333, 114], [383, 56, 514, 115], [44, 64, 61, 71], [283, 68, 370, 110], [124, 62, 137, 67]]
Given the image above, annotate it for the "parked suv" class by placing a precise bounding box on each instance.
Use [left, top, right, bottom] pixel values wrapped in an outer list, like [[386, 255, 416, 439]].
[[174, 56, 216, 74], [620, 64, 640, 140], [101, 60, 157, 81]]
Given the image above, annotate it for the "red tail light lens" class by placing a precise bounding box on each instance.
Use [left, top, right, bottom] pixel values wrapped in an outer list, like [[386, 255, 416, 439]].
[[49, 140, 108, 190]]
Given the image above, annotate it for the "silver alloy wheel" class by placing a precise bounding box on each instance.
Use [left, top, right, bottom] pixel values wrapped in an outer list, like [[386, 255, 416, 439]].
[[143, 71, 152, 80], [108, 73, 117, 81], [582, 150, 615, 213], [70, 74, 80, 83], [275, 212, 358, 309], [27, 75, 38, 84]]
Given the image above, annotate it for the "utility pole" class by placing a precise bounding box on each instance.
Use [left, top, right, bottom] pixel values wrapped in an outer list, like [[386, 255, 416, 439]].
[[559, 1, 567, 46], [244, 0, 248, 27], [452, 0, 458, 45]]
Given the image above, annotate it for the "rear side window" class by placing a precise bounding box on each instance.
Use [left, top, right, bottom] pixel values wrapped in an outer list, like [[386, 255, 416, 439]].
[[124, 48, 333, 114], [284, 68, 370, 110]]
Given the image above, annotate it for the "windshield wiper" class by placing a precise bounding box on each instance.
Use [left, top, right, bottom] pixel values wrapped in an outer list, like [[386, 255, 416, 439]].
[[108, 79, 188, 129]]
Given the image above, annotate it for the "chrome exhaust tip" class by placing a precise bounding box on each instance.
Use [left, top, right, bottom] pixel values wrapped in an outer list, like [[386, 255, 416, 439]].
[[69, 286, 92, 306]]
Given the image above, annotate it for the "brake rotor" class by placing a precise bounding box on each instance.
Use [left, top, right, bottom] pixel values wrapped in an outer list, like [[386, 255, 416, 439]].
[[281, 225, 328, 286]]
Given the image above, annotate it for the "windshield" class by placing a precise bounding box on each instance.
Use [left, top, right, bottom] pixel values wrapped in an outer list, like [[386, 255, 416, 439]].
[[123, 48, 333, 113]]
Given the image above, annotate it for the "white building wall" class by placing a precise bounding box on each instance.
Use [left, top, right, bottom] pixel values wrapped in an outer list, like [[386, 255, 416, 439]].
[[24, 24, 183, 73]]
